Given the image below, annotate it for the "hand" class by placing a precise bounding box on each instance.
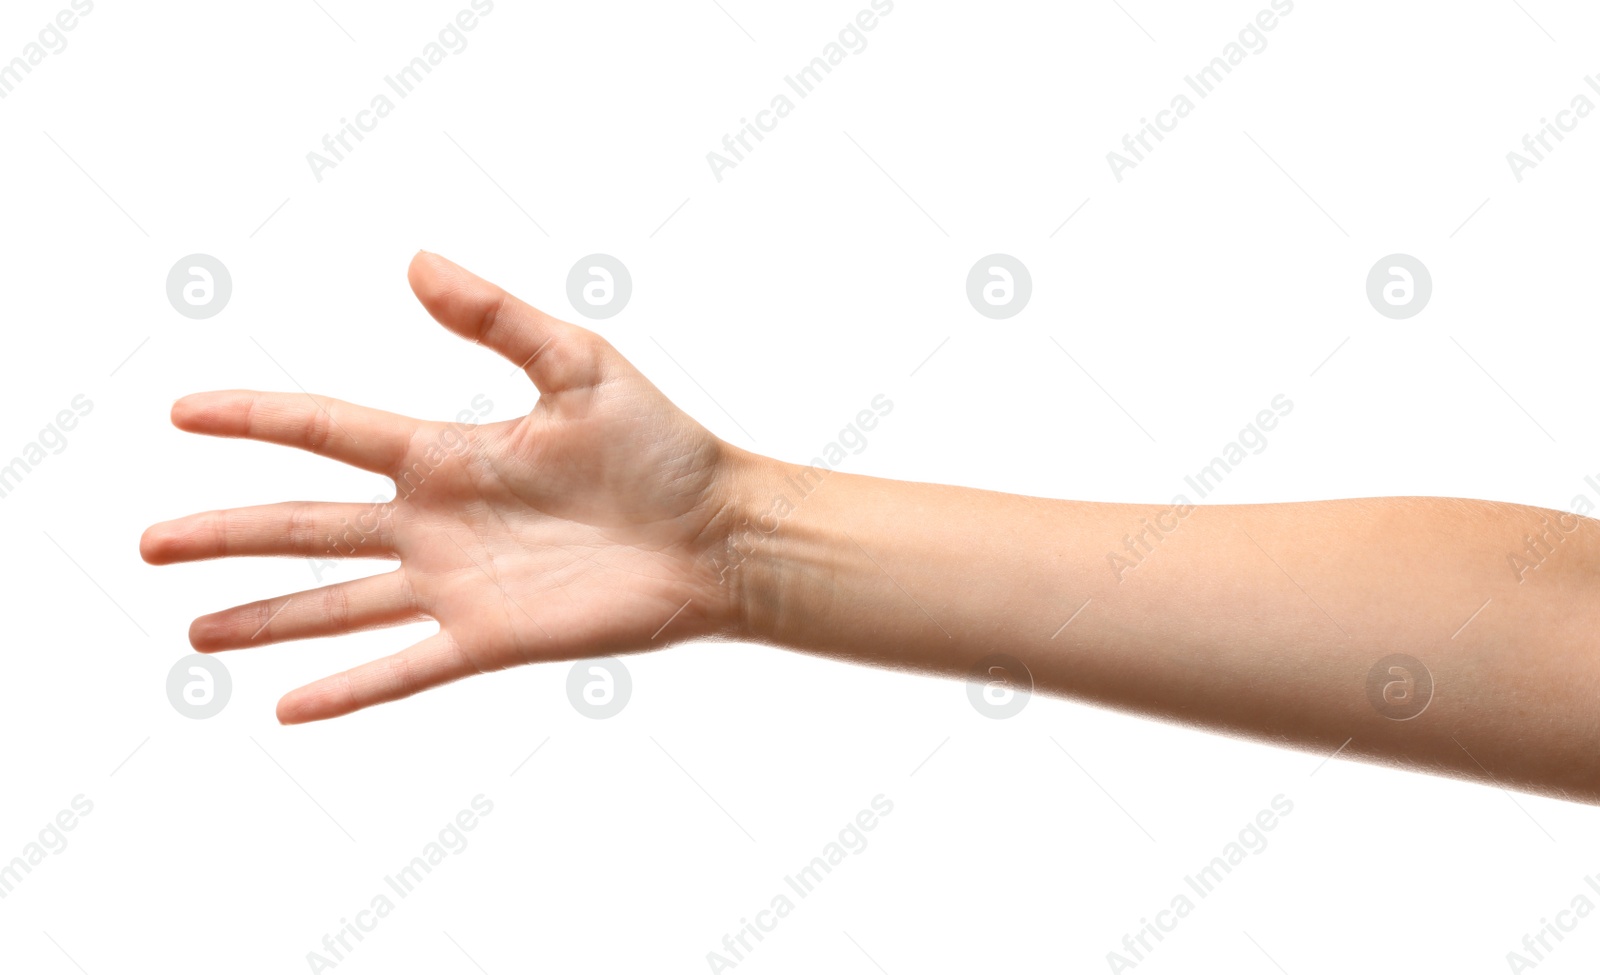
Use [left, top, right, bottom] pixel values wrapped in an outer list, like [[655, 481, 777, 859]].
[[142, 252, 753, 724]]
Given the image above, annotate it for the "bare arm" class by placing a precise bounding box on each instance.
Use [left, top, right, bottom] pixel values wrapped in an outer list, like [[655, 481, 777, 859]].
[[724, 460, 1600, 804], [142, 252, 1600, 804]]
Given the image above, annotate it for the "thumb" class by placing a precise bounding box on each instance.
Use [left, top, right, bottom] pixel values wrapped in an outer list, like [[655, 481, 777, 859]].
[[407, 251, 607, 393]]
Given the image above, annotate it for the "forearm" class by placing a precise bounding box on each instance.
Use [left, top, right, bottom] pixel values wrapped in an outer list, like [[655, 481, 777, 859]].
[[725, 451, 1600, 803]]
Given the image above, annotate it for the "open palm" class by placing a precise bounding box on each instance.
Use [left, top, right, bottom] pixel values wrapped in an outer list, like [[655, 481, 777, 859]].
[[142, 252, 751, 723]]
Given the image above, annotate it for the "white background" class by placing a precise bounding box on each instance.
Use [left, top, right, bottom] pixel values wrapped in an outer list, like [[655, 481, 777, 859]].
[[2, 0, 1599, 972]]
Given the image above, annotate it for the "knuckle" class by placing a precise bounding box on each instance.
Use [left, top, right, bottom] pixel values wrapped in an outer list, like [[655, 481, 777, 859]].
[[208, 510, 230, 557], [321, 584, 352, 631], [303, 404, 334, 452], [252, 600, 277, 640], [479, 291, 511, 346], [287, 504, 318, 550], [549, 329, 609, 390], [389, 655, 419, 696], [240, 394, 260, 435]]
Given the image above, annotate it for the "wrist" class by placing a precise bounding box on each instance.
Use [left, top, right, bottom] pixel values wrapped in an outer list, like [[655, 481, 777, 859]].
[[703, 446, 798, 646]]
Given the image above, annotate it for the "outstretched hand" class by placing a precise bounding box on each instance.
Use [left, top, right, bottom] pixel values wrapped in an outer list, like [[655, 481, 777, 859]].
[[142, 252, 752, 723]]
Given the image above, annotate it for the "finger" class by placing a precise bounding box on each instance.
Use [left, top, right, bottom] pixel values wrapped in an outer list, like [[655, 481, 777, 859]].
[[171, 390, 416, 475], [190, 571, 424, 652], [276, 631, 474, 724], [141, 501, 398, 564], [407, 250, 609, 393]]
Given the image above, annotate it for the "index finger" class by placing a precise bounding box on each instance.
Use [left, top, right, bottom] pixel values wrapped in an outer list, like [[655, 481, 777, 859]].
[[172, 390, 417, 475]]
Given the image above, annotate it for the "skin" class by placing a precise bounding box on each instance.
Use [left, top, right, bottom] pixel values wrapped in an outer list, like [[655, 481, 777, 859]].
[[142, 252, 1600, 804]]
